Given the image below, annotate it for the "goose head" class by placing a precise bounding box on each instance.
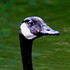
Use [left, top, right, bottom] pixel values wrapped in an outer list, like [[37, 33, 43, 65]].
[[20, 16, 60, 40]]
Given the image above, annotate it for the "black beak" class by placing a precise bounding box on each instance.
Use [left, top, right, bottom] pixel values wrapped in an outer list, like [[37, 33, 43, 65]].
[[40, 25, 60, 35]]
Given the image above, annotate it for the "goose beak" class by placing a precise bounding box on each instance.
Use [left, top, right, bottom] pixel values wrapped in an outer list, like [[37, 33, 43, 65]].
[[40, 25, 60, 35]]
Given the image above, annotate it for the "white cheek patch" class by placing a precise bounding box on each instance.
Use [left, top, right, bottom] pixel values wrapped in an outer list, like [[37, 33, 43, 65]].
[[20, 23, 37, 40]]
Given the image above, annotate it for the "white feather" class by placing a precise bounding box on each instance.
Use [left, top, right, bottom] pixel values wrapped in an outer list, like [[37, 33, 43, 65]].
[[20, 23, 36, 39]]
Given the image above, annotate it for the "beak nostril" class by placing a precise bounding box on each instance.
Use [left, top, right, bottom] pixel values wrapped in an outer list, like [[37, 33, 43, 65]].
[[46, 29, 50, 31]]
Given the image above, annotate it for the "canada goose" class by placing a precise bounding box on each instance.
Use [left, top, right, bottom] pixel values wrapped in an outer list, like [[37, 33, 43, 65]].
[[19, 16, 60, 70]]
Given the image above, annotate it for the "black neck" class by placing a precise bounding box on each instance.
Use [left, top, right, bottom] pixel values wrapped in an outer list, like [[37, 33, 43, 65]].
[[19, 34, 33, 70]]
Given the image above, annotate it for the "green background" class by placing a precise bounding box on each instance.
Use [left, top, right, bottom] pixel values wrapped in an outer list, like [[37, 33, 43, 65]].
[[0, 0, 70, 70]]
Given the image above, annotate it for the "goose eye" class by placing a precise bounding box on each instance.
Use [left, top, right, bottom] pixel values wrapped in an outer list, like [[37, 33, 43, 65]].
[[29, 22, 34, 26]]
